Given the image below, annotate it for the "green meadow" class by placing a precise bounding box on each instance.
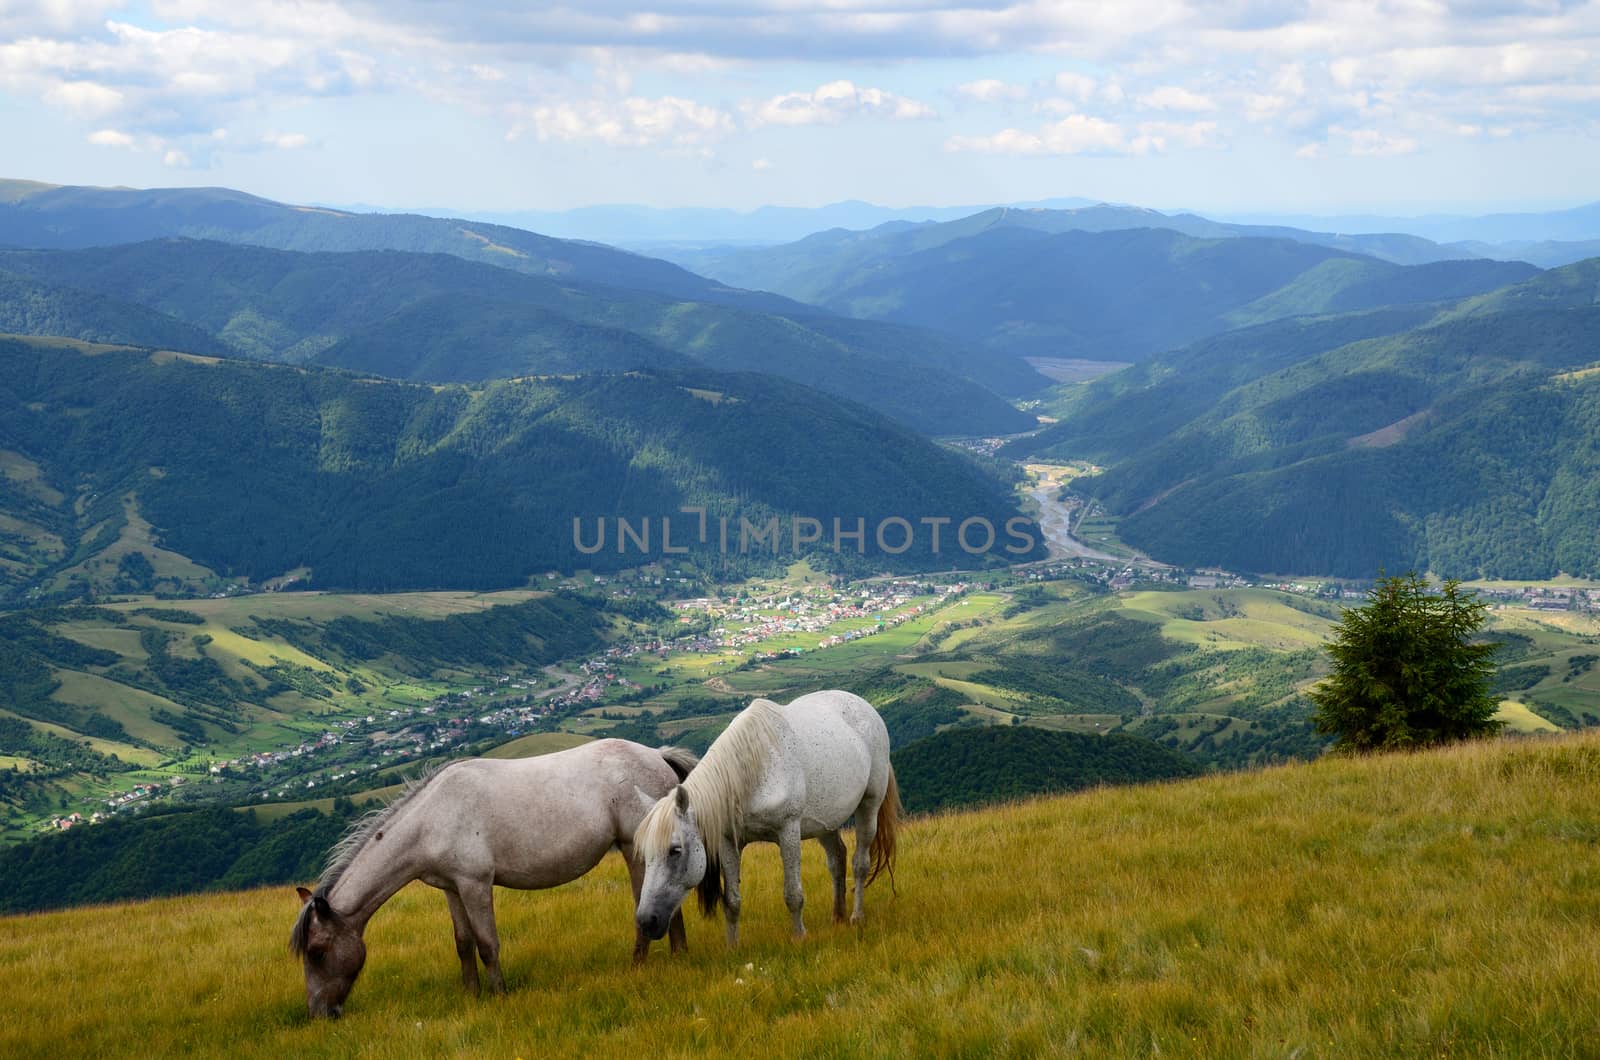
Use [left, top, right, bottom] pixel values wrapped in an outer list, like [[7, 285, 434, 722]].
[[3, 731, 1596, 1057]]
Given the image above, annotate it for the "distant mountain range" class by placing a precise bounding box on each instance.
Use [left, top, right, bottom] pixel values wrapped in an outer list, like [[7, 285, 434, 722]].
[[329, 196, 1101, 247], [1223, 201, 1600, 245], [663, 211, 1537, 362]]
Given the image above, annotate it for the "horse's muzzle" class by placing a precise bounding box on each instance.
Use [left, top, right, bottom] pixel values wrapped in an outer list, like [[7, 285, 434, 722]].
[[638, 912, 669, 940]]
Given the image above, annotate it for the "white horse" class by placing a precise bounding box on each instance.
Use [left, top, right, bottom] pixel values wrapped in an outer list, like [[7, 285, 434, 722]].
[[633, 690, 899, 947], [289, 739, 697, 1018]]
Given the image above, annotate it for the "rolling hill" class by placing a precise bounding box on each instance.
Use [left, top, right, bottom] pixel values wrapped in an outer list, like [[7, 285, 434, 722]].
[[0, 179, 801, 315], [665, 217, 1536, 364], [1, 730, 1595, 1055], [0, 335, 1036, 601], [0, 239, 1032, 435]]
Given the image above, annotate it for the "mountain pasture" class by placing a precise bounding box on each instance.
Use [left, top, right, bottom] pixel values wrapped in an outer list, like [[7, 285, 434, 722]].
[[3, 732, 1597, 1056]]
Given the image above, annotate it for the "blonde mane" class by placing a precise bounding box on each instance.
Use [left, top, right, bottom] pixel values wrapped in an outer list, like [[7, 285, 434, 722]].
[[636, 699, 784, 866]]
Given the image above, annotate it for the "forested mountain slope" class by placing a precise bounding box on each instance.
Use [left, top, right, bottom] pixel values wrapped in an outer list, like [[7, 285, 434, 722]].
[[0, 336, 1035, 599], [0, 240, 1032, 435]]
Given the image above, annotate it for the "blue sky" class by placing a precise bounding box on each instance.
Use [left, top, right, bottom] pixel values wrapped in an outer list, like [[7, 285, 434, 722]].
[[2, 1, 1598, 214]]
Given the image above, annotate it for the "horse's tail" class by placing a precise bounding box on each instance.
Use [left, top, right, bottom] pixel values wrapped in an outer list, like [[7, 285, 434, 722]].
[[657, 745, 699, 783], [867, 767, 900, 892]]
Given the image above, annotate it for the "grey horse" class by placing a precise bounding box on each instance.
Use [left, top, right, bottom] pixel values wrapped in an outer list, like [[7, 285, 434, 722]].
[[289, 738, 697, 1018]]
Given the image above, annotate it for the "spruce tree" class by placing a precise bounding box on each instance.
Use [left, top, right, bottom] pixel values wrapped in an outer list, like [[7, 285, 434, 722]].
[[1310, 573, 1502, 751]]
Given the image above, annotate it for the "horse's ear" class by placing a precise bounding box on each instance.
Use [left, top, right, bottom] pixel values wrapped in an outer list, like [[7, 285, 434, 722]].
[[312, 895, 333, 920], [296, 886, 313, 904], [674, 785, 689, 812]]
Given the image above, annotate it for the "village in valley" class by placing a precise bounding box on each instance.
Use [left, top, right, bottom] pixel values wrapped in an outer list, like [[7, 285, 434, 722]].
[[38, 472, 1600, 834]]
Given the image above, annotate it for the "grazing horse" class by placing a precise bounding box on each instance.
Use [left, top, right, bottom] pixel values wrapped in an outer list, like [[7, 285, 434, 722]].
[[288, 739, 697, 1018], [633, 690, 899, 947]]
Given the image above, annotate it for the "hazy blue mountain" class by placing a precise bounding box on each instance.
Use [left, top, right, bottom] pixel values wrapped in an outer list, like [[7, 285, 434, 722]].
[[1222, 201, 1600, 245], [0, 239, 1034, 435], [679, 221, 1530, 363], [1448, 241, 1600, 269], [346, 196, 1101, 246], [660, 203, 1477, 295]]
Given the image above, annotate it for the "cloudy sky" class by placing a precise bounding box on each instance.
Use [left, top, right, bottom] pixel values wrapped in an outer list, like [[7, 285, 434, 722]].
[[3, 1, 1598, 214]]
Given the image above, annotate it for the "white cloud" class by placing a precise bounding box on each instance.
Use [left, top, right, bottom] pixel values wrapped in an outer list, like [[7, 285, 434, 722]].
[[163, 148, 192, 167], [263, 132, 310, 149], [947, 113, 1132, 156], [1293, 142, 1323, 159], [948, 111, 1222, 156], [1333, 126, 1419, 157], [86, 128, 134, 147], [1052, 72, 1097, 100], [3, 0, 1600, 174], [43, 80, 124, 117], [956, 78, 1027, 103], [751, 157, 772, 170], [1137, 85, 1216, 112], [513, 95, 733, 148], [1135, 119, 1219, 150], [747, 80, 936, 127]]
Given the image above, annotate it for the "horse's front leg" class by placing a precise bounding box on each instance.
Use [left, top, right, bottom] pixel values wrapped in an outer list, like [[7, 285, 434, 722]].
[[778, 820, 806, 941], [457, 879, 506, 994], [621, 843, 652, 965], [720, 836, 743, 949], [444, 889, 481, 994], [668, 907, 687, 955]]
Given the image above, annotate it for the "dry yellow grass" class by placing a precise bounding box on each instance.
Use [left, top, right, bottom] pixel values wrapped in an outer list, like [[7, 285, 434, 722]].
[[3, 732, 1598, 1057]]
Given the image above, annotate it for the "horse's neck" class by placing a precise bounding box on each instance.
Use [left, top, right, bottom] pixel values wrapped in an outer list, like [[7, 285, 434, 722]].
[[328, 812, 425, 930]]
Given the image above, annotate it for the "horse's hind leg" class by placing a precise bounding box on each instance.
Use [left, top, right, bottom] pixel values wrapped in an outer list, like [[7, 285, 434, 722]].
[[851, 794, 881, 926], [779, 819, 806, 941], [825, 832, 851, 928], [457, 879, 506, 994], [444, 889, 481, 994]]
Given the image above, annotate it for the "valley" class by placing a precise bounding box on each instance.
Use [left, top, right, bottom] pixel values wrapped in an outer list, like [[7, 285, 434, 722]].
[[3, 175, 1600, 921]]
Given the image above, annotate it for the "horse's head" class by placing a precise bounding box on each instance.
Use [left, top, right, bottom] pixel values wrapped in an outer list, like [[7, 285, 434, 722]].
[[291, 887, 367, 1018], [633, 786, 708, 940]]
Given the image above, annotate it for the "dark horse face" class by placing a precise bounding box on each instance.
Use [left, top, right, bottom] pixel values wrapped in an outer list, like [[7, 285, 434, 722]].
[[292, 887, 367, 1018]]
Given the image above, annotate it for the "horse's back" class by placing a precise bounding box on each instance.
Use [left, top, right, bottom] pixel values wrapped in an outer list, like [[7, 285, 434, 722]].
[[416, 740, 679, 889], [775, 691, 890, 831]]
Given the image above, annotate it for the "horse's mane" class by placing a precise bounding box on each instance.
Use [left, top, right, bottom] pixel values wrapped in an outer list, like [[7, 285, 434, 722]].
[[289, 764, 448, 955], [636, 699, 783, 874]]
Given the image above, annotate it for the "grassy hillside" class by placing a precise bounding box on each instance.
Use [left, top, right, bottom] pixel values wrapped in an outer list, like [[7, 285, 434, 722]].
[[0, 336, 1032, 599], [0, 240, 1031, 435], [3, 731, 1596, 1055]]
